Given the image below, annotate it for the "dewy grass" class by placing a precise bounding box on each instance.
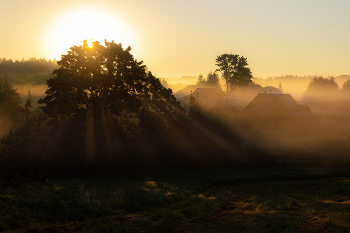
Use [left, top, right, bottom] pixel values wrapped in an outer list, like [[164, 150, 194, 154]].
[[1, 168, 350, 232]]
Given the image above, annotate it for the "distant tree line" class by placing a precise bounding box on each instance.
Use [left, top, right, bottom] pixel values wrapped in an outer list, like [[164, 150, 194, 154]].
[[254, 75, 350, 88], [0, 58, 58, 85], [163, 75, 197, 84], [0, 58, 58, 74], [302, 76, 350, 103]]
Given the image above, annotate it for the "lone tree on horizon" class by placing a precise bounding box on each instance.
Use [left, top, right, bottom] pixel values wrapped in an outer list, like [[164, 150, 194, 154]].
[[215, 54, 253, 100]]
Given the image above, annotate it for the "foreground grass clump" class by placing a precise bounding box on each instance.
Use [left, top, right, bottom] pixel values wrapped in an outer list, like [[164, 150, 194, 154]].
[[1, 168, 350, 232]]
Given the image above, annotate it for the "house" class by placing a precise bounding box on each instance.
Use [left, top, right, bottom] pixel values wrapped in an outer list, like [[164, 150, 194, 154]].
[[241, 93, 318, 130], [181, 88, 226, 106]]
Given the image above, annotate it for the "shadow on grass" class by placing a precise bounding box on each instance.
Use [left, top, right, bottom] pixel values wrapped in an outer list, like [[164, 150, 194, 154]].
[[1, 167, 350, 232]]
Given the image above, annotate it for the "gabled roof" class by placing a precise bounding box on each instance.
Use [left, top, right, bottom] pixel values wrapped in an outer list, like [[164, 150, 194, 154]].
[[243, 93, 314, 118], [182, 88, 226, 99]]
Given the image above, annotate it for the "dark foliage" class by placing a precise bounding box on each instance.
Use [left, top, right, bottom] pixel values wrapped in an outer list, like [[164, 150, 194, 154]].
[[0, 110, 51, 186], [216, 54, 253, 99], [196, 72, 220, 87], [0, 79, 27, 134], [206, 71, 220, 87], [0, 79, 23, 116], [39, 40, 183, 122], [36, 40, 214, 173]]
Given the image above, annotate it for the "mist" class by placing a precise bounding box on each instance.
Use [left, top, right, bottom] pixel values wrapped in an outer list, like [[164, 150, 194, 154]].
[[1, 55, 350, 188], [254, 75, 350, 100], [168, 74, 350, 169], [15, 84, 47, 108]]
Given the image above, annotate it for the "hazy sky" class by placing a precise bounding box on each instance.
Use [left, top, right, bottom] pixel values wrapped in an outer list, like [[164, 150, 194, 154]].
[[1, 0, 350, 78]]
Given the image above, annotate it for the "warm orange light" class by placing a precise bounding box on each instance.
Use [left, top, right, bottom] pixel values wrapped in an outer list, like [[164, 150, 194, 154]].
[[87, 40, 94, 48], [45, 8, 136, 59]]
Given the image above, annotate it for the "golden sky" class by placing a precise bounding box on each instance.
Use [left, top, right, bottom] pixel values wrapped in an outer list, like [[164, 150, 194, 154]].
[[1, 0, 350, 78]]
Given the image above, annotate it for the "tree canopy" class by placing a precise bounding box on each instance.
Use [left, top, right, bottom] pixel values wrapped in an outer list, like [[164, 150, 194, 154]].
[[215, 54, 253, 99], [342, 79, 350, 90], [302, 76, 339, 103], [39, 40, 183, 135], [306, 77, 338, 91], [196, 72, 220, 87], [0, 79, 22, 112], [0, 79, 27, 134], [206, 71, 220, 87]]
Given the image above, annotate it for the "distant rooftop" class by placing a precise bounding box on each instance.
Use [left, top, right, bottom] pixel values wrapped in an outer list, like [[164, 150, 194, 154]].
[[243, 93, 314, 118], [182, 88, 225, 99]]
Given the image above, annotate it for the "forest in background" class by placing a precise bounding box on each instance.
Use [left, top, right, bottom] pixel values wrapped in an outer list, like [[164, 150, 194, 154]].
[[2, 57, 350, 109], [0, 58, 58, 109], [0, 58, 58, 85], [161, 74, 350, 107]]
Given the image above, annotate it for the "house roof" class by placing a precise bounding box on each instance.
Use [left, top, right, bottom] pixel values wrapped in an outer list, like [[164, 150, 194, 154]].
[[243, 93, 314, 118], [298, 105, 314, 117], [182, 88, 226, 99]]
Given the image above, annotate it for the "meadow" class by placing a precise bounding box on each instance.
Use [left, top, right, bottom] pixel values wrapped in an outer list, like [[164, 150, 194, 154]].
[[1, 167, 350, 232]]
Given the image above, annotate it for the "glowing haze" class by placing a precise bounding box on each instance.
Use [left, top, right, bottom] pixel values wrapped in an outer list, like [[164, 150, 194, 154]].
[[1, 0, 350, 78], [45, 8, 135, 59]]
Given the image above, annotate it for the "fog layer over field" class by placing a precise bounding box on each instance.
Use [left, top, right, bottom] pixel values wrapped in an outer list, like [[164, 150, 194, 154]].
[[168, 74, 350, 168], [15, 84, 47, 107], [2, 58, 350, 186]]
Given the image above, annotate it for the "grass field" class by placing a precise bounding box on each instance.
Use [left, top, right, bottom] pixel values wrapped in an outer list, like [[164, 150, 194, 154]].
[[1, 167, 350, 232]]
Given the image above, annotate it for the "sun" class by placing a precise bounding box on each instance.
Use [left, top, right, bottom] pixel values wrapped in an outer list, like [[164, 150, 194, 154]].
[[45, 8, 136, 59], [86, 39, 94, 48]]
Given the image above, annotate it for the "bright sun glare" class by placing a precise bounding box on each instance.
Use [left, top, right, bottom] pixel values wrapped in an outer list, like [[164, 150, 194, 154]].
[[45, 8, 135, 59]]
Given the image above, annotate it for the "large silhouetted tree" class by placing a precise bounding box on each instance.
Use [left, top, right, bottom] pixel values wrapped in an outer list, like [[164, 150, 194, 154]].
[[216, 54, 253, 100], [39, 40, 183, 136]]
